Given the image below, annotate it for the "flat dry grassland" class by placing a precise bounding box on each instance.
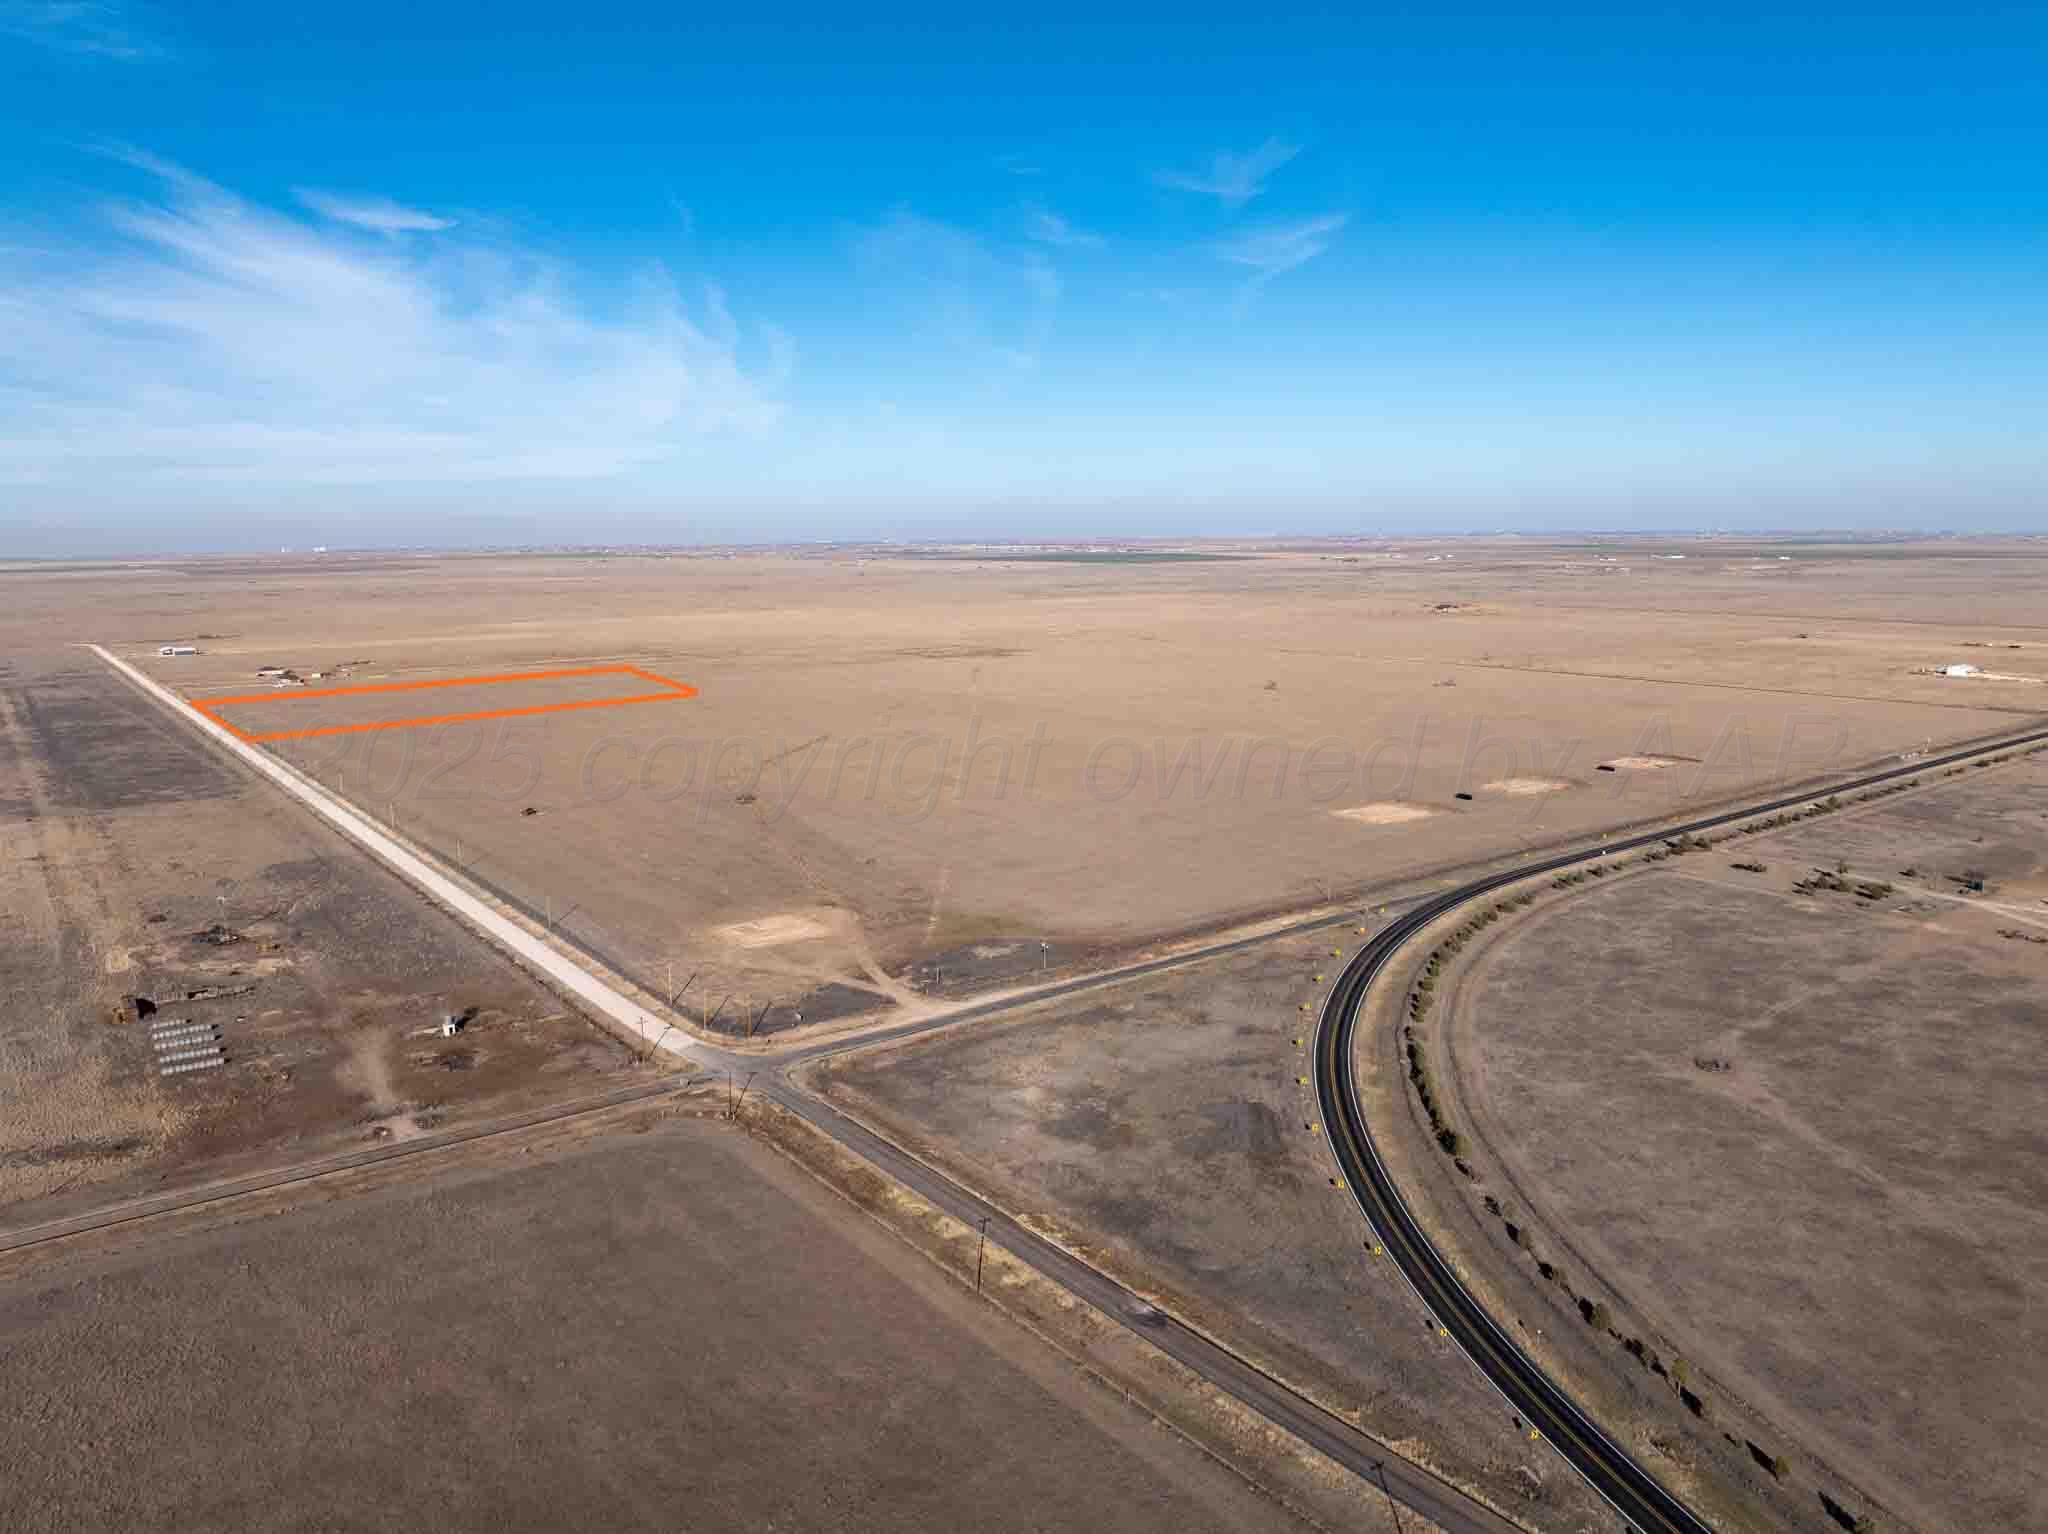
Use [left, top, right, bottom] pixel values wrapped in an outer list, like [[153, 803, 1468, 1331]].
[[0, 1113, 1301, 1534], [1, 539, 2040, 1530], [16, 538, 2033, 1037], [1442, 756, 2048, 1534]]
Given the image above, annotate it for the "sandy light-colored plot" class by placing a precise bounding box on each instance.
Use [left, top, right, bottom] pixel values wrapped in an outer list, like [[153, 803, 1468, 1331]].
[[1599, 754, 1691, 770], [1479, 776, 1572, 795], [716, 910, 835, 948], [1333, 801, 1438, 824]]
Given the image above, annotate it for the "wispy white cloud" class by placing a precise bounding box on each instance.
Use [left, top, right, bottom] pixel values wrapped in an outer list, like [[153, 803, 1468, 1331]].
[[1213, 213, 1348, 280], [1155, 138, 1299, 208], [0, 155, 785, 488], [1, 1, 158, 58], [1022, 203, 1101, 249], [852, 207, 1060, 370], [295, 189, 455, 236], [993, 153, 1043, 177]]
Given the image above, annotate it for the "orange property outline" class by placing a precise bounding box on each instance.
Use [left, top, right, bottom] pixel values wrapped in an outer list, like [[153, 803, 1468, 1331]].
[[194, 664, 699, 743]]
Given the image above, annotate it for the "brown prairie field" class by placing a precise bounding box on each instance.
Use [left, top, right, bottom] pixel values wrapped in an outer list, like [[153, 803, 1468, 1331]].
[[11, 539, 2038, 1042], [1399, 755, 2048, 1534], [1, 537, 2044, 1532], [0, 1109, 1315, 1534]]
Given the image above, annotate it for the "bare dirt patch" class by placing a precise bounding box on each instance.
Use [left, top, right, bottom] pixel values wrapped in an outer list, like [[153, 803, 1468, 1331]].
[[1478, 776, 1573, 796], [1334, 801, 1437, 825], [716, 910, 836, 948], [1599, 754, 1692, 770]]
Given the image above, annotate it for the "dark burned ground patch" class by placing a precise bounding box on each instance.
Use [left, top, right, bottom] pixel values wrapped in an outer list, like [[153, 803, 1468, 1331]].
[[0, 1118, 1290, 1534], [1189, 1099, 1289, 1164], [699, 980, 888, 1037], [789, 979, 889, 1026], [0, 1135, 147, 1170], [0, 675, 28, 822], [14, 663, 236, 810], [907, 936, 1073, 996], [259, 856, 337, 887]]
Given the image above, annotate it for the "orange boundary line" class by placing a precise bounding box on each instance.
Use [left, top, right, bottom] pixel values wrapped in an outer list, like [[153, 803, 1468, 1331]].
[[192, 664, 698, 744]]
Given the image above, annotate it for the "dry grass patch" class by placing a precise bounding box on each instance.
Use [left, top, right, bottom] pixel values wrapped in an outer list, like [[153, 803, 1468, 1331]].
[[0, 1023, 176, 1205]]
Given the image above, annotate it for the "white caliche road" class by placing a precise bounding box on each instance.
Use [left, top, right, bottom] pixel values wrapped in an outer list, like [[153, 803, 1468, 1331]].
[[91, 640, 1525, 1534], [88, 644, 703, 1069]]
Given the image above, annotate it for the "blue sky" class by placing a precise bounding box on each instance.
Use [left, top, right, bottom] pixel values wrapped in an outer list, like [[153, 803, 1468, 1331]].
[[2, 5, 2044, 553]]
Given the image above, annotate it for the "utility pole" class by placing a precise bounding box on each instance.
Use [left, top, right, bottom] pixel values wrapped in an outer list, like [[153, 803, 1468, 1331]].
[[1373, 1463, 1406, 1534], [975, 1216, 991, 1297], [1039, 940, 1049, 974], [644, 1020, 674, 1065]]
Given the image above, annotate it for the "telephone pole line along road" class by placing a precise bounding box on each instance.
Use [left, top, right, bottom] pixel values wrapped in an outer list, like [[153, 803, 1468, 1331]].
[[94, 643, 2048, 1534], [89, 640, 1520, 1534]]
